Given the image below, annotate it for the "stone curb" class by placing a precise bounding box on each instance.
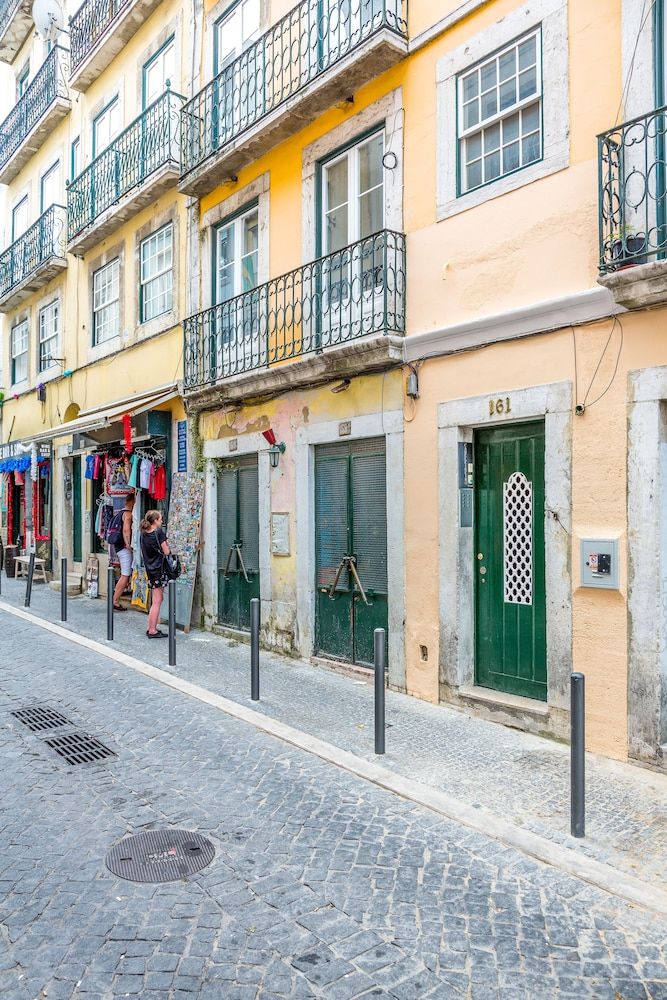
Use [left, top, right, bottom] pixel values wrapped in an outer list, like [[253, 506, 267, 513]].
[[3, 598, 667, 917]]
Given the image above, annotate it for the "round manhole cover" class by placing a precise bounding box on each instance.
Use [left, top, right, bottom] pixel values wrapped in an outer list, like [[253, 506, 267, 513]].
[[106, 829, 215, 883]]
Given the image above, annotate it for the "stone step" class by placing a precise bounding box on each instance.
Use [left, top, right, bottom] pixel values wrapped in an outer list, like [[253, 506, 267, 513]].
[[49, 575, 83, 596]]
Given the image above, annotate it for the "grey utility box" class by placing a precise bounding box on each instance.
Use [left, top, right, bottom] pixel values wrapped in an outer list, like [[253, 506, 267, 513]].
[[580, 538, 620, 589]]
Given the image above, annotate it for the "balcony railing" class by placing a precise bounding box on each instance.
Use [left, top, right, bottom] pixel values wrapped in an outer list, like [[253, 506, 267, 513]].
[[0, 47, 69, 175], [180, 0, 407, 179], [598, 106, 667, 272], [0, 205, 67, 302], [67, 89, 184, 243], [184, 229, 406, 390], [0, 0, 20, 34], [70, 0, 130, 74]]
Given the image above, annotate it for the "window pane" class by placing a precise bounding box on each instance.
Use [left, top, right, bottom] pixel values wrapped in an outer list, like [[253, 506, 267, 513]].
[[359, 186, 383, 239], [242, 250, 257, 291], [218, 263, 234, 301], [326, 205, 349, 252], [359, 135, 383, 195], [243, 212, 258, 255], [503, 141, 520, 173], [522, 132, 541, 164], [519, 66, 537, 100], [522, 102, 540, 133], [499, 49, 515, 82], [464, 100, 479, 129], [484, 123, 500, 152], [484, 150, 501, 181], [466, 159, 482, 190], [326, 158, 348, 212], [499, 79, 516, 111], [481, 89, 497, 120], [503, 111, 520, 143], [466, 133, 482, 160], [462, 72, 478, 101], [480, 61, 497, 92], [518, 35, 536, 71]]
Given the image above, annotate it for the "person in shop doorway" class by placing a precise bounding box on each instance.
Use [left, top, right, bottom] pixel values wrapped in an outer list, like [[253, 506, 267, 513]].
[[140, 510, 171, 638], [113, 493, 135, 611]]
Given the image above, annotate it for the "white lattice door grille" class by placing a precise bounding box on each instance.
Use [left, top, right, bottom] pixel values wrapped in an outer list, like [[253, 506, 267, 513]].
[[503, 471, 533, 605]]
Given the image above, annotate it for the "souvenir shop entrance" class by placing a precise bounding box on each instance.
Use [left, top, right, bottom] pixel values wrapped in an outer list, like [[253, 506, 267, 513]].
[[83, 410, 172, 605], [0, 441, 52, 569]]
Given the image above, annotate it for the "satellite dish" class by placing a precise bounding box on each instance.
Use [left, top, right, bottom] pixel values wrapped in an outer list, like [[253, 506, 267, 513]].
[[32, 0, 64, 41]]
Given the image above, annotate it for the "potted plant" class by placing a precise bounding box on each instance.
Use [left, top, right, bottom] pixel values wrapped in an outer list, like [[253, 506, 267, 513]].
[[608, 228, 648, 268]]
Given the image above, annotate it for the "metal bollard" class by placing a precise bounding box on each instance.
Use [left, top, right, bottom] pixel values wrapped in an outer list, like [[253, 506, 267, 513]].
[[24, 552, 36, 608], [250, 597, 260, 701], [374, 628, 386, 755], [107, 566, 115, 641], [60, 557, 67, 622], [168, 580, 176, 666], [571, 672, 585, 838]]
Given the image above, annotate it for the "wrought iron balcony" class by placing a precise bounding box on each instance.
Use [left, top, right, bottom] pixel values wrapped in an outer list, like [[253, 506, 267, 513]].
[[0, 47, 70, 185], [67, 89, 184, 255], [0, 0, 32, 64], [598, 107, 667, 307], [184, 229, 406, 399], [180, 0, 408, 197], [0, 205, 67, 312], [69, 0, 162, 91]]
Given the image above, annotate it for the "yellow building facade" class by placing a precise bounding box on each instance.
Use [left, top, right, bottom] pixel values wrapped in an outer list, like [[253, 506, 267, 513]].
[[2, 0, 666, 769]]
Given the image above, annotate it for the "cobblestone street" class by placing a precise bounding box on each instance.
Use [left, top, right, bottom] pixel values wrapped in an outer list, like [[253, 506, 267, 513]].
[[1, 607, 667, 999]]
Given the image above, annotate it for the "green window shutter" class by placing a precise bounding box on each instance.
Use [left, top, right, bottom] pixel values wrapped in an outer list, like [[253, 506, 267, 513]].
[[217, 467, 237, 568], [238, 459, 259, 571], [315, 447, 349, 589], [351, 438, 387, 595]]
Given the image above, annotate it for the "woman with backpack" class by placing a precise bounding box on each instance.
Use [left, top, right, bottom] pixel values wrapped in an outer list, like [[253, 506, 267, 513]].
[[140, 510, 171, 638]]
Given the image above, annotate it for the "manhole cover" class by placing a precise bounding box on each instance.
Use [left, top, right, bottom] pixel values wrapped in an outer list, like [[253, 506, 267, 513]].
[[44, 731, 116, 765], [12, 706, 72, 732], [106, 830, 215, 883]]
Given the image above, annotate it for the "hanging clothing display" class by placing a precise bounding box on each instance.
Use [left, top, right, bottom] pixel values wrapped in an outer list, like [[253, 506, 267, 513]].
[[139, 459, 153, 490], [128, 453, 140, 489], [151, 463, 167, 501], [84, 455, 96, 479]]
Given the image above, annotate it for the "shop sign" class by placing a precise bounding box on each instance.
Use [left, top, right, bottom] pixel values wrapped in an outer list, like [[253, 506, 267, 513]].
[[0, 441, 51, 461], [177, 420, 187, 473]]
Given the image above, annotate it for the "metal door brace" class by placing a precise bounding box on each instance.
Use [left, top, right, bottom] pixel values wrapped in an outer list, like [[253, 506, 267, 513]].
[[223, 543, 250, 582], [328, 555, 369, 605]]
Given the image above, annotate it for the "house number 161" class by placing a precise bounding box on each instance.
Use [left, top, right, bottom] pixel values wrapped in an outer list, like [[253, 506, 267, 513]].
[[489, 396, 512, 416]]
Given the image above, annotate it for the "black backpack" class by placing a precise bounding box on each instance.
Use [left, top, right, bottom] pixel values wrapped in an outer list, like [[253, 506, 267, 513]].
[[106, 510, 125, 549]]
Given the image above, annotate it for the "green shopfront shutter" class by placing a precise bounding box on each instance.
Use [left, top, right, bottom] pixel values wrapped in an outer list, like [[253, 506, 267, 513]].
[[351, 438, 387, 665]]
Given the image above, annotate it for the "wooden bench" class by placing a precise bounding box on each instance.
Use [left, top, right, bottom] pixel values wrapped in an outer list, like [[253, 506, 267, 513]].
[[15, 555, 48, 583]]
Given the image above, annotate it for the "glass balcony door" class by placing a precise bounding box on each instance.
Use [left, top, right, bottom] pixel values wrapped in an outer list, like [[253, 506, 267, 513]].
[[321, 131, 385, 345], [143, 39, 178, 171], [214, 0, 261, 148], [212, 205, 262, 377]]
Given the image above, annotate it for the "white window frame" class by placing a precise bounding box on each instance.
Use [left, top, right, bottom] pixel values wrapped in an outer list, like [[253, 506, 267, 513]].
[[140, 223, 173, 322], [93, 97, 120, 156], [457, 28, 542, 195], [11, 319, 28, 386], [436, 0, 569, 221], [321, 131, 385, 255], [38, 300, 59, 372], [143, 38, 176, 108], [92, 258, 120, 345], [40, 160, 61, 214], [214, 205, 259, 303], [215, 0, 260, 74], [11, 195, 29, 241]]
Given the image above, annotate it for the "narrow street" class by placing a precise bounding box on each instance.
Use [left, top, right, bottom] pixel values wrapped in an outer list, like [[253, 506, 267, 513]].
[[1, 608, 667, 999]]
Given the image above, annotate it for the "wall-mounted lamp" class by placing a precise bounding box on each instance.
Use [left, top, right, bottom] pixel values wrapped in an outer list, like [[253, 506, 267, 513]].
[[262, 428, 286, 468], [268, 441, 286, 469]]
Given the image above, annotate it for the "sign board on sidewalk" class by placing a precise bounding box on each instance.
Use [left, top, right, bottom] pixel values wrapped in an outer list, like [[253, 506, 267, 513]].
[[177, 421, 187, 473]]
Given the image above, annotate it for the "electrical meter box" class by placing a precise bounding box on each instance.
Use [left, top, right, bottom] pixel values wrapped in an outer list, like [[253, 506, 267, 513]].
[[580, 539, 619, 589]]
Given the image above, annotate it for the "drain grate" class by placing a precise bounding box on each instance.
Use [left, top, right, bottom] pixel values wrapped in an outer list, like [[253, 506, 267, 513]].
[[12, 706, 72, 732], [43, 731, 116, 766], [106, 829, 215, 883]]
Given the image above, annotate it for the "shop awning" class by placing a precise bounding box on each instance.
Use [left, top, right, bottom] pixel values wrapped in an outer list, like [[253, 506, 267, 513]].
[[30, 384, 179, 444]]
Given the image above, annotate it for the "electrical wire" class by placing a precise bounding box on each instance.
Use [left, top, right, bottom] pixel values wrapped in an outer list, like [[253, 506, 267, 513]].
[[614, 0, 656, 125], [571, 325, 579, 411], [580, 315, 624, 411]]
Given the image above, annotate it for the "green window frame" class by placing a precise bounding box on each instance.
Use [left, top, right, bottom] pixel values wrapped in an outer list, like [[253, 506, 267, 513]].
[[38, 300, 59, 372], [456, 27, 543, 197], [11, 195, 28, 241], [92, 96, 120, 157], [140, 223, 173, 322], [40, 160, 61, 213], [70, 136, 81, 182], [142, 36, 176, 108], [16, 63, 29, 100]]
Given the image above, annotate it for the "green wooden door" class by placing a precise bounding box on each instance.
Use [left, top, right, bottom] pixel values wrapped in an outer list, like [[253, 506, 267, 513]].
[[72, 456, 82, 563], [315, 438, 388, 667], [474, 421, 546, 701], [217, 455, 260, 630]]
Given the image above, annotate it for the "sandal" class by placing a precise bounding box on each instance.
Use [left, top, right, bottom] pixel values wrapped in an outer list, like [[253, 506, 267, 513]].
[[113, 603, 126, 611], [147, 629, 166, 638]]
